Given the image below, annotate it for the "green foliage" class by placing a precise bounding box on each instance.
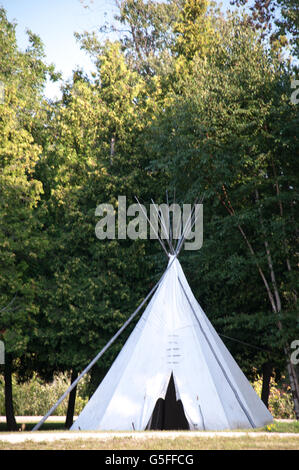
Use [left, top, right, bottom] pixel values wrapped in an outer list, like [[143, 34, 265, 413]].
[[0, 8, 54, 362], [109, 0, 181, 76], [231, 0, 299, 61], [146, 11, 298, 386], [253, 375, 296, 419], [173, 0, 215, 60], [32, 39, 168, 388], [0, 371, 294, 419], [0, 373, 89, 416]]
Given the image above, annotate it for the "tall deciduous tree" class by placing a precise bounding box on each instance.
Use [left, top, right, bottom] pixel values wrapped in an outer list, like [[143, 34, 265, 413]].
[[172, 0, 214, 60], [147, 15, 299, 417], [34, 40, 168, 421], [231, 0, 299, 59], [0, 8, 56, 429]]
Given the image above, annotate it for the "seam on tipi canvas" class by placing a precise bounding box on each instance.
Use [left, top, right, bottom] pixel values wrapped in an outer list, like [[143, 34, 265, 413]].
[[198, 403, 206, 430], [186, 301, 252, 427], [198, 305, 263, 416], [73, 262, 177, 429], [180, 275, 261, 426], [178, 275, 258, 424], [98, 272, 175, 429], [177, 276, 255, 429], [184, 318, 231, 429], [174, 272, 231, 429]]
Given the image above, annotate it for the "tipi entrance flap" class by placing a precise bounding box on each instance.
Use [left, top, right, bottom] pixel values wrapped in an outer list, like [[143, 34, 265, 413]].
[[146, 373, 189, 430]]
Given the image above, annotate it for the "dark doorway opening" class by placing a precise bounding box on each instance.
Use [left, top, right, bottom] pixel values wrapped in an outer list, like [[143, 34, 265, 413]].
[[146, 373, 189, 430]]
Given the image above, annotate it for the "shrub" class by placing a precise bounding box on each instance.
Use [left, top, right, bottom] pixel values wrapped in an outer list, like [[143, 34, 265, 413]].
[[252, 375, 295, 419], [0, 372, 89, 416], [0, 372, 296, 418]]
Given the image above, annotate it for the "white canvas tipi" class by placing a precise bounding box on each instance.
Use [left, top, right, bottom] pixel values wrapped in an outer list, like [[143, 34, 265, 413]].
[[71, 254, 273, 431], [33, 199, 273, 432]]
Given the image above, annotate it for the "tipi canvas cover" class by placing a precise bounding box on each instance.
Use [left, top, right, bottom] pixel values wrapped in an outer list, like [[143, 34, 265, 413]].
[[71, 256, 273, 431]]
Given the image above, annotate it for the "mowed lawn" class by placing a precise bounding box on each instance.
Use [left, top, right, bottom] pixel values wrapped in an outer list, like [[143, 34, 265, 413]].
[[0, 419, 298, 450], [0, 434, 299, 450]]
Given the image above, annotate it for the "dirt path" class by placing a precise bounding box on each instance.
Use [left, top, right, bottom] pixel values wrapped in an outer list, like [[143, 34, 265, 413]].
[[0, 416, 69, 423], [0, 417, 297, 444]]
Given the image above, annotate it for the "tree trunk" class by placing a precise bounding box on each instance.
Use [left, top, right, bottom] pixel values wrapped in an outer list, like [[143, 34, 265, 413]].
[[65, 370, 78, 429], [256, 190, 299, 419], [261, 362, 273, 408], [4, 354, 18, 431]]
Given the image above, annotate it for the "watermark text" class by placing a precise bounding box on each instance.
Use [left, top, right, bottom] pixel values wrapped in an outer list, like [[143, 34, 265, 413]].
[[0, 81, 4, 104], [291, 79, 299, 105], [95, 197, 203, 251], [0, 341, 4, 365], [290, 340, 299, 365]]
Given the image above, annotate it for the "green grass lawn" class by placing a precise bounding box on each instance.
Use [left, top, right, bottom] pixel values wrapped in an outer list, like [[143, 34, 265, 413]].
[[0, 434, 298, 450], [0, 419, 298, 450]]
